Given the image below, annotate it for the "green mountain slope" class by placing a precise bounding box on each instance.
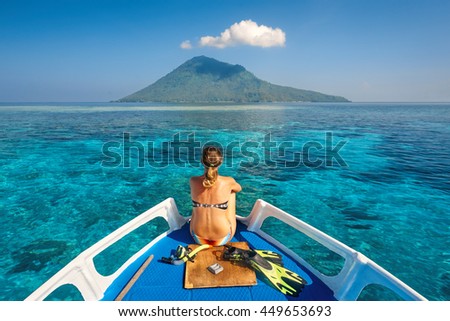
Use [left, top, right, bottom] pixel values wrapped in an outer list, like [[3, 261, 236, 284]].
[[118, 56, 349, 103]]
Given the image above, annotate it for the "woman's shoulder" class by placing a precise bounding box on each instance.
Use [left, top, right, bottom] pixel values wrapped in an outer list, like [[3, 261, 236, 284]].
[[220, 176, 242, 192], [219, 176, 240, 188], [190, 175, 204, 183], [218, 175, 236, 182]]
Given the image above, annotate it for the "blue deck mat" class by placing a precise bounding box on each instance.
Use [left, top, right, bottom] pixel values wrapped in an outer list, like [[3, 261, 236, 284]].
[[102, 222, 336, 301]]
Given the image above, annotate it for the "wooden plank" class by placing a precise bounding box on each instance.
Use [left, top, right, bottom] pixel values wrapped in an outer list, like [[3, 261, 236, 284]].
[[115, 254, 154, 301], [184, 242, 256, 289]]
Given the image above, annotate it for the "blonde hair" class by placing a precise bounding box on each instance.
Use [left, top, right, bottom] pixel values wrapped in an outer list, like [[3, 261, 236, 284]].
[[202, 146, 223, 188]]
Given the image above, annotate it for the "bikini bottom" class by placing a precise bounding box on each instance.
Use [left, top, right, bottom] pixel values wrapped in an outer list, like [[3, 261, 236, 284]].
[[190, 226, 232, 246]]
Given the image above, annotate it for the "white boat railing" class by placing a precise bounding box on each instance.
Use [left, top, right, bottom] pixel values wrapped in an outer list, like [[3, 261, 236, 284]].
[[239, 199, 427, 301], [26, 197, 426, 301], [26, 198, 187, 301]]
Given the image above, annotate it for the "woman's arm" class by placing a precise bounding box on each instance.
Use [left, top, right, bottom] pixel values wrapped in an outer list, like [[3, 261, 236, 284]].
[[231, 178, 242, 193]]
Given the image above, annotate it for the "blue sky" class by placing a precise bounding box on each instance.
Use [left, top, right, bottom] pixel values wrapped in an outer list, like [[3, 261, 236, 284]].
[[1, 0, 449, 102]]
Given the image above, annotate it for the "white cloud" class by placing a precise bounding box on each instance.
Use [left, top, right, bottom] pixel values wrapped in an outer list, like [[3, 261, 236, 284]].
[[199, 20, 286, 49], [180, 40, 192, 49]]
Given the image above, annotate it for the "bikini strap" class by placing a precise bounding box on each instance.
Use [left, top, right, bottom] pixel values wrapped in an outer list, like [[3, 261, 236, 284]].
[[192, 200, 228, 209]]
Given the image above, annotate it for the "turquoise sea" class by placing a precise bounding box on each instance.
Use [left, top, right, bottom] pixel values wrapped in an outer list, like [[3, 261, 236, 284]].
[[0, 102, 449, 301]]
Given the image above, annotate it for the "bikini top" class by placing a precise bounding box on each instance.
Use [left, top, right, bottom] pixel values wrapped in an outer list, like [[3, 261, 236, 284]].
[[192, 199, 229, 210]]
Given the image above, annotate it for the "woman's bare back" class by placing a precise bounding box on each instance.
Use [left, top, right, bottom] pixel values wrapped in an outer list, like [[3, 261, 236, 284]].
[[190, 175, 241, 241]]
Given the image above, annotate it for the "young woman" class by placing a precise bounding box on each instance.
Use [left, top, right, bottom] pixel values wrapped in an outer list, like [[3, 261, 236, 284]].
[[189, 146, 242, 246]]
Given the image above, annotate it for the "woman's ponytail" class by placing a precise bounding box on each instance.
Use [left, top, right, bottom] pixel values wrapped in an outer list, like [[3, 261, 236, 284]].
[[203, 166, 218, 188]]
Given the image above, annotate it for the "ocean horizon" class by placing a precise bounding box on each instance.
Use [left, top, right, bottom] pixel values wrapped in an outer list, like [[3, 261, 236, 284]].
[[1, 102, 449, 301]]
